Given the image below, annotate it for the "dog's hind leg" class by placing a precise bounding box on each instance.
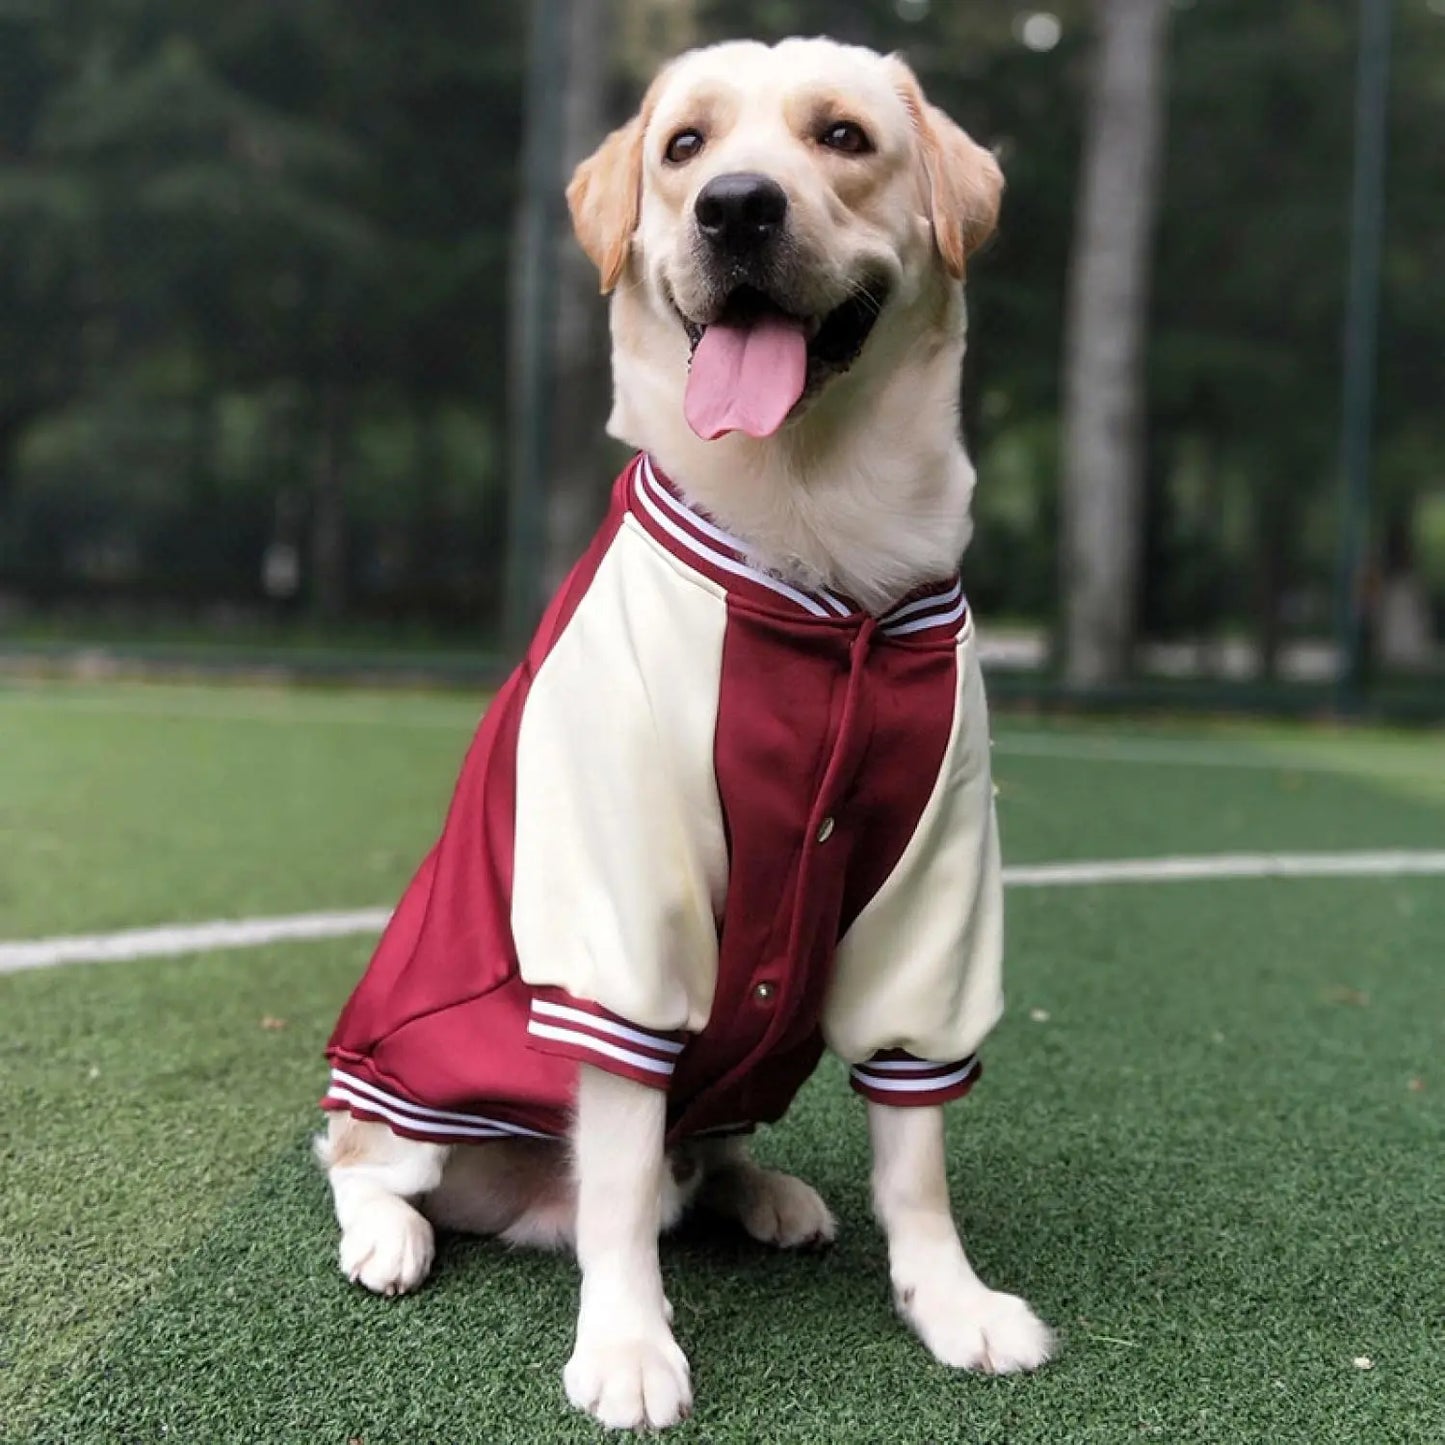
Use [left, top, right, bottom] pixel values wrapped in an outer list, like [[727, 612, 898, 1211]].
[[315, 1114, 447, 1297], [424, 1137, 578, 1250], [694, 1137, 837, 1249]]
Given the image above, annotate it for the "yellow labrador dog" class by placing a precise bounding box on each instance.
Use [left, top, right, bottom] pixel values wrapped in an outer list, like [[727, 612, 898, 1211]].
[[317, 37, 1052, 1431]]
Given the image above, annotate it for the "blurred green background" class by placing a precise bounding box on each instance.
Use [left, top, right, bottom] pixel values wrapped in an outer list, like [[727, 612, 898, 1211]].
[[0, 0, 1440, 711]]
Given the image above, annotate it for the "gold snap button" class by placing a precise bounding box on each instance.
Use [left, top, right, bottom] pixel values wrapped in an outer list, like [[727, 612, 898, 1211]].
[[816, 816, 835, 843], [753, 981, 777, 1003]]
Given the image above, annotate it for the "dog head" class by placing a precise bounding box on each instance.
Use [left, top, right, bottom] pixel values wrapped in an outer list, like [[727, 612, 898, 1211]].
[[567, 38, 1003, 446]]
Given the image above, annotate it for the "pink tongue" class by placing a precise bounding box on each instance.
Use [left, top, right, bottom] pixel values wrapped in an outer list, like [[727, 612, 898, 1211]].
[[684, 313, 808, 440]]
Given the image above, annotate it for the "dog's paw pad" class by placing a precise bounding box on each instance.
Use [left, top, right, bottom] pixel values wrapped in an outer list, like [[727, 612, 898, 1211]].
[[901, 1283, 1054, 1374], [564, 1329, 692, 1430], [740, 1169, 837, 1250], [339, 1196, 435, 1297]]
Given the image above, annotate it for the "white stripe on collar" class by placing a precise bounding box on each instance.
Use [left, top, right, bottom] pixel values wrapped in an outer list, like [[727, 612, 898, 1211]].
[[638, 454, 962, 632], [637, 456, 835, 617], [881, 578, 964, 627], [882, 592, 968, 638]]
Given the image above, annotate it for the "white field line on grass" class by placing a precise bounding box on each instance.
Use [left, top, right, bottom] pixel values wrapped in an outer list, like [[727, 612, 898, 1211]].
[[0, 908, 391, 974], [3, 851, 1444, 975]]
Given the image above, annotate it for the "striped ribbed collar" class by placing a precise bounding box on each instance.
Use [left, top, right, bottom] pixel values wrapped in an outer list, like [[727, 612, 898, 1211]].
[[628, 454, 968, 640]]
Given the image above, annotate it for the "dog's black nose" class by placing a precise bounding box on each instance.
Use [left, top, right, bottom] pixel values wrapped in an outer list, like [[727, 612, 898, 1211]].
[[694, 173, 788, 254]]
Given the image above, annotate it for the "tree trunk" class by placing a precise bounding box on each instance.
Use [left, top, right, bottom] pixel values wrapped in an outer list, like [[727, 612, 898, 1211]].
[[507, 0, 700, 638], [543, 0, 616, 597], [541, 0, 703, 597], [1060, 0, 1170, 688]]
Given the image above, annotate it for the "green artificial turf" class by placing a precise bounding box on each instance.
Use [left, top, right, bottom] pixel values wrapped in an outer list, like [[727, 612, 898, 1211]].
[[2, 682, 1442, 1443]]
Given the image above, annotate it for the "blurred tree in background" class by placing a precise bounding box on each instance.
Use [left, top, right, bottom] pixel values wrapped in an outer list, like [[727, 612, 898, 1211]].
[[2, 0, 526, 626], [0, 0, 1440, 693], [1061, 0, 1169, 688]]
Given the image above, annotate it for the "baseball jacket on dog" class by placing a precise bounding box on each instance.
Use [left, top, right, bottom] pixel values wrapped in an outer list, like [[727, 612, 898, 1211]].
[[322, 454, 1004, 1146]]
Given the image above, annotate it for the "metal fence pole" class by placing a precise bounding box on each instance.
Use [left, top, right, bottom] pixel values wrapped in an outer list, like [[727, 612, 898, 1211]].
[[505, 0, 568, 656], [1333, 0, 1392, 713]]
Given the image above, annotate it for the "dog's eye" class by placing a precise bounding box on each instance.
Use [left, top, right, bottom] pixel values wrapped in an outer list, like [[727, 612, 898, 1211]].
[[664, 129, 705, 165], [819, 121, 873, 155]]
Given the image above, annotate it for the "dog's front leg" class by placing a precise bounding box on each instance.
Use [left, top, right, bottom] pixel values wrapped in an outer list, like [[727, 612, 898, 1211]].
[[869, 1102, 1054, 1374], [564, 1064, 691, 1430]]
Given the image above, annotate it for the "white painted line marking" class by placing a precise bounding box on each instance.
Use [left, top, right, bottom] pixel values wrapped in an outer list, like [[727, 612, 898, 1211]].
[[3, 851, 1443, 975], [0, 909, 392, 974]]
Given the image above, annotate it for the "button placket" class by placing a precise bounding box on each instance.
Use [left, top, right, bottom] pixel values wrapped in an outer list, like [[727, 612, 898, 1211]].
[[805, 619, 873, 856]]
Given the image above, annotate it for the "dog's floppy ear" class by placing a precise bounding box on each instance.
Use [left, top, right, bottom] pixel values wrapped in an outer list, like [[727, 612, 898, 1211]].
[[888, 58, 1004, 279], [566, 72, 668, 294]]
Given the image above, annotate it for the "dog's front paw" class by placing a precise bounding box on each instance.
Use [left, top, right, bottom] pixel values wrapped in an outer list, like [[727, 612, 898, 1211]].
[[738, 1168, 837, 1250], [897, 1275, 1054, 1374], [338, 1194, 435, 1297], [564, 1323, 692, 1430]]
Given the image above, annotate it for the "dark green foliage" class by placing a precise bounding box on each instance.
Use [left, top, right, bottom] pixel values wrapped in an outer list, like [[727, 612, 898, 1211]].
[[0, 1, 1441, 658], [0, 1, 527, 624]]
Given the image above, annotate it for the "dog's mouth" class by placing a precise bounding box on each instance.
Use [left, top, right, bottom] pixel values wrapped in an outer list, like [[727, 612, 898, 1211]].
[[675, 280, 889, 441]]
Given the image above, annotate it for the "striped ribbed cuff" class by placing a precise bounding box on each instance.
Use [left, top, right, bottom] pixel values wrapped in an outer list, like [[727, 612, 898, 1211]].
[[849, 1050, 982, 1106], [524, 989, 687, 1089]]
